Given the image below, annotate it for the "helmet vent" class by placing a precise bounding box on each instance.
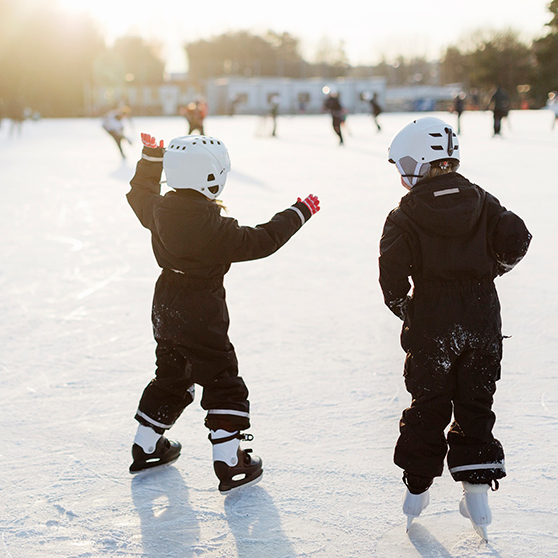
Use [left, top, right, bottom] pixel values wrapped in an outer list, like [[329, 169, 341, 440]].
[[429, 133, 443, 137], [208, 185, 219, 194], [207, 173, 215, 181], [431, 146, 444, 150]]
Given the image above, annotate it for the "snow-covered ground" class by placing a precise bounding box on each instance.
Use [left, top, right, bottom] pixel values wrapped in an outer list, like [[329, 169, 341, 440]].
[[0, 109, 556, 558]]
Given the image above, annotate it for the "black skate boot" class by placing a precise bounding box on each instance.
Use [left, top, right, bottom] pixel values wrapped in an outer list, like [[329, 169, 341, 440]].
[[210, 431, 263, 493], [129, 436, 182, 474]]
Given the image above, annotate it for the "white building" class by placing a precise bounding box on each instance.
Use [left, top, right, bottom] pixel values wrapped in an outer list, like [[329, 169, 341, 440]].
[[205, 76, 387, 115]]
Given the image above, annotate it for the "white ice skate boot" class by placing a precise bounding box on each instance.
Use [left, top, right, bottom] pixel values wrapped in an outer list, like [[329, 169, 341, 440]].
[[210, 430, 263, 493], [459, 482, 491, 541], [403, 488, 430, 531]]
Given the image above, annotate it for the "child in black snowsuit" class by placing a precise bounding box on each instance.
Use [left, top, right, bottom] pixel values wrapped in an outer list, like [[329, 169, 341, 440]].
[[127, 132, 320, 492], [379, 117, 531, 539]]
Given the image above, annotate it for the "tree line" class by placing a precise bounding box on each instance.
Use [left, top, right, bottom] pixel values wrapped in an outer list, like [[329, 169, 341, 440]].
[[1, 0, 558, 117]]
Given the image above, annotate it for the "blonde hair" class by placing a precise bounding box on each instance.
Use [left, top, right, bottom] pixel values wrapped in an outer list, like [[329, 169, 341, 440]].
[[213, 199, 228, 213], [422, 161, 458, 182]]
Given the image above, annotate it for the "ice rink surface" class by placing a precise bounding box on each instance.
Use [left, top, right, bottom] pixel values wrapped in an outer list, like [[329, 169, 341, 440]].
[[0, 110, 557, 557]]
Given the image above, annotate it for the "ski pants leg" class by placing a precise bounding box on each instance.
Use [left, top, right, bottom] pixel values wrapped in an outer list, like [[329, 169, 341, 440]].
[[394, 350, 454, 480], [135, 271, 251, 433], [446, 345, 506, 484], [394, 331, 506, 484]]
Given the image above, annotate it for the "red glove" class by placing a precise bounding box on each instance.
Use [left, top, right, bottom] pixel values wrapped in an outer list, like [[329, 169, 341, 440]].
[[297, 194, 320, 215], [141, 132, 164, 149]]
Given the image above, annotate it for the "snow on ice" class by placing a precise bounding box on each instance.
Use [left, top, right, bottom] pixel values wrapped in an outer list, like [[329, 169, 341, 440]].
[[0, 110, 557, 557]]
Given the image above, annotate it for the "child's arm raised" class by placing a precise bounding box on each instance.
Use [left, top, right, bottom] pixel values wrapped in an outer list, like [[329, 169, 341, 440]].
[[127, 133, 165, 230]]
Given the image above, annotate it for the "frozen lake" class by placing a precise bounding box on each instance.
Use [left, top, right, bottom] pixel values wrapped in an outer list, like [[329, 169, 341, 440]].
[[1, 109, 557, 557]]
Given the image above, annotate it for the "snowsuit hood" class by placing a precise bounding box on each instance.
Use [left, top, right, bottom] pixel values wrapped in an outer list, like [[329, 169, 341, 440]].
[[399, 173, 485, 237]]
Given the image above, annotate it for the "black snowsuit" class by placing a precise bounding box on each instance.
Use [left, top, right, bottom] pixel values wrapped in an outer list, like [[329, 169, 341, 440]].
[[127, 144, 313, 433], [379, 172, 531, 486]]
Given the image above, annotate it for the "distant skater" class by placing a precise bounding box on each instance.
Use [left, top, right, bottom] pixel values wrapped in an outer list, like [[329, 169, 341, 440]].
[[126, 132, 320, 492], [546, 92, 558, 130], [487, 86, 510, 136], [269, 94, 280, 137], [180, 100, 208, 135], [102, 107, 132, 158], [369, 92, 383, 132], [8, 96, 25, 136], [323, 92, 345, 145], [452, 92, 466, 134], [380, 117, 531, 540]]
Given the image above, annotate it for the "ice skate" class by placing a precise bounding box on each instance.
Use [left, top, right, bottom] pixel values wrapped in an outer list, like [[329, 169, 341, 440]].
[[129, 436, 182, 473], [459, 482, 491, 541], [210, 430, 263, 493], [403, 488, 430, 531]]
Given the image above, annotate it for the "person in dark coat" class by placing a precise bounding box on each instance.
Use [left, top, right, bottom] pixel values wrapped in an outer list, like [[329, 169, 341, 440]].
[[322, 91, 346, 145], [452, 91, 466, 134], [379, 117, 531, 539], [369, 92, 383, 131], [126, 132, 320, 492], [488, 86, 510, 136]]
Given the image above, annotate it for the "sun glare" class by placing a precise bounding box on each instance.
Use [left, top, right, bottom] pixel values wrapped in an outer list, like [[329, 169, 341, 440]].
[[54, 0, 137, 37]]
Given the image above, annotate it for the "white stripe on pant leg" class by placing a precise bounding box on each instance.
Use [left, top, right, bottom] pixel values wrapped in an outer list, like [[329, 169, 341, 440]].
[[449, 462, 505, 474], [207, 409, 250, 419], [136, 410, 173, 429]]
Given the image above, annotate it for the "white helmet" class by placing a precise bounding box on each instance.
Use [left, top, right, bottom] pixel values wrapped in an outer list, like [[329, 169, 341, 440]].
[[163, 135, 231, 199], [388, 117, 460, 188]]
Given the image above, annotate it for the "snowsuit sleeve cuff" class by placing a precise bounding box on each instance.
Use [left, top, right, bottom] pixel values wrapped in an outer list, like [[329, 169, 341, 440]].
[[141, 146, 164, 162], [290, 201, 312, 225]]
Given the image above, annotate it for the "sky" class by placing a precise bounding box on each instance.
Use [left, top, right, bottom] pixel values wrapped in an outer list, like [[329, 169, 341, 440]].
[[55, 0, 552, 73]]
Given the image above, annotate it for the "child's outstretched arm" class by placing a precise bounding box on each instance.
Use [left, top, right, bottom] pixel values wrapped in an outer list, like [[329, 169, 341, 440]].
[[185, 194, 321, 265]]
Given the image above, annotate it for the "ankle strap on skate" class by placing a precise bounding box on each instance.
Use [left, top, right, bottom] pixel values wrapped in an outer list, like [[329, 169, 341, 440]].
[[208, 432, 254, 445]]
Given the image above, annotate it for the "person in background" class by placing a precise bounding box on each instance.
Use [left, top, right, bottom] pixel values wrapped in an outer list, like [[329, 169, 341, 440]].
[[546, 91, 558, 130], [452, 91, 466, 134], [180, 100, 208, 135], [102, 106, 132, 158], [322, 91, 346, 145], [487, 86, 510, 137], [369, 92, 383, 132]]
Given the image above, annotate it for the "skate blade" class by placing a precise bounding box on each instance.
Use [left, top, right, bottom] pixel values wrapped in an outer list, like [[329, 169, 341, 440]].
[[129, 455, 180, 475], [472, 523, 489, 542], [219, 470, 263, 494], [406, 516, 414, 532]]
